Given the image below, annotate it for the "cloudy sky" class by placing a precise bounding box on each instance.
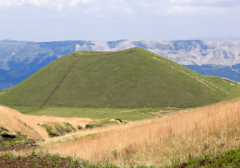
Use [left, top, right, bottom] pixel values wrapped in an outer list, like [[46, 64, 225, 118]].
[[0, 0, 240, 42]]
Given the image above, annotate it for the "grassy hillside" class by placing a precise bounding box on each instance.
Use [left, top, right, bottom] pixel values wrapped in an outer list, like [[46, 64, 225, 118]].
[[20, 97, 240, 167], [2, 97, 240, 167], [0, 47, 240, 108]]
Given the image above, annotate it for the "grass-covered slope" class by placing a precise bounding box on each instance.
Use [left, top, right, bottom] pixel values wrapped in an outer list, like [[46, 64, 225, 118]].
[[0, 47, 239, 108]]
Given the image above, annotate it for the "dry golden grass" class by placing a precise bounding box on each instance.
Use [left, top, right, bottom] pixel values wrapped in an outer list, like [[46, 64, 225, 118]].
[[0, 105, 92, 141], [30, 98, 240, 167]]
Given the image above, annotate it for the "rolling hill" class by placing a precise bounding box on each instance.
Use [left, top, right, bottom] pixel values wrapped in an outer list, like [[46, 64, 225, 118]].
[[1, 39, 240, 90], [0, 47, 239, 108]]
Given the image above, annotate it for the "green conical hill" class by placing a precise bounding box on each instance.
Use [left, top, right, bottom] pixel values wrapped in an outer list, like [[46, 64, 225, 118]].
[[0, 47, 240, 108]]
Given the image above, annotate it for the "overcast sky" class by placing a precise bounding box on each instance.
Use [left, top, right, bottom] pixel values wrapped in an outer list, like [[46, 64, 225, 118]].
[[0, 0, 240, 42]]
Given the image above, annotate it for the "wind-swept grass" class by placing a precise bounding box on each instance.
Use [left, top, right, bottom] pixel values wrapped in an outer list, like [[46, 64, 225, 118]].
[[25, 98, 240, 167]]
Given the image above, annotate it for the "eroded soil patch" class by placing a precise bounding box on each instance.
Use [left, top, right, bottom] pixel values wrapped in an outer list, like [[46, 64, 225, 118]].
[[0, 141, 38, 152], [0, 155, 71, 168]]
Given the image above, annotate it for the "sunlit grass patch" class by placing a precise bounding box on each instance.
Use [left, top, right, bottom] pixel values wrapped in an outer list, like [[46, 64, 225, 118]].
[[21, 106, 168, 121], [29, 98, 240, 167]]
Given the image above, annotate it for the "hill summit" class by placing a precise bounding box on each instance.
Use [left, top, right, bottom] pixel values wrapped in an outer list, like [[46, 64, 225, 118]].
[[0, 47, 239, 108]]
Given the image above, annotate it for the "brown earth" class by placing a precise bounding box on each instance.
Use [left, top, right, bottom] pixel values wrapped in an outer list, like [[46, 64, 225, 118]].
[[0, 155, 71, 168], [0, 141, 38, 152]]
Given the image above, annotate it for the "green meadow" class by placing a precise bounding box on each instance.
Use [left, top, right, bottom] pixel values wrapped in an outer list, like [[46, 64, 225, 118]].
[[10, 106, 181, 121]]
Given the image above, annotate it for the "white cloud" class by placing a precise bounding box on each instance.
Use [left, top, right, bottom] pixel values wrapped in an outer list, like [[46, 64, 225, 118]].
[[123, 7, 133, 14], [84, 4, 101, 14], [169, 0, 240, 6], [0, 0, 133, 17], [70, 0, 95, 7], [0, 0, 239, 17], [0, 0, 97, 7], [167, 6, 226, 15], [1, 0, 240, 42], [0, 0, 50, 6], [138, 0, 240, 15], [56, 3, 64, 10], [80, 0, 134, 18], [169, 0, 194, 4]]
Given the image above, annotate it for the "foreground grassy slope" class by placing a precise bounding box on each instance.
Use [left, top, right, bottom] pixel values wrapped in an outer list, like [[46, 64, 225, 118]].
[[0, 47, 239, 108], [21, 97, 240, 167], [2, 94, 240, 167]]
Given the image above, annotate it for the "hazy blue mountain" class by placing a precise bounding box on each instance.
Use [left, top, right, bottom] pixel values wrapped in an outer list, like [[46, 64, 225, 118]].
[[0, 40, 93, 89], [184, 64, 240, 82], [0, 39, 240, 89]]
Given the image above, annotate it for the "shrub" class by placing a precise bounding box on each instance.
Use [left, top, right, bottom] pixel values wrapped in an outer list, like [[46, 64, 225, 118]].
[[116, 119, 122, 123], [42, 124, 59, 137], [42, 123, 77, 137], [55, 125, 66, 135], [77, 125, 83, 130], [64, 122, 76, 132], [85, 123, 102, 129]]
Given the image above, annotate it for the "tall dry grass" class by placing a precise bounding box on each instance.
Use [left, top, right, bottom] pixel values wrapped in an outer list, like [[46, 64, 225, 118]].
[[37, 98, 240, 167]]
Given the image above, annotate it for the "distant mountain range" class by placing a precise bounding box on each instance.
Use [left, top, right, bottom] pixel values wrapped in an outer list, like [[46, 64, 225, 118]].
[[0, 39, 240, 89]]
